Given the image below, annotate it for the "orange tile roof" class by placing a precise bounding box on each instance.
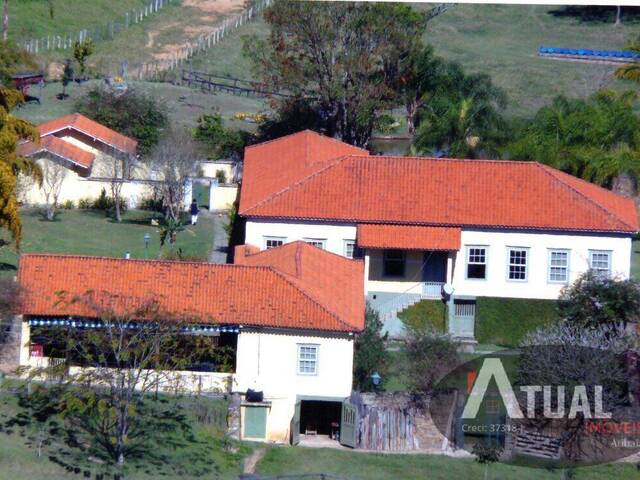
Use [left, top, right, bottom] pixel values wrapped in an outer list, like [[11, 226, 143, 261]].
[[358, 224, 461, 251], [18, 248, 364, 333], [234, 241, 364, 331], [37, 113, 137, 155], [18, 135, 95, 169], [240, 135, 638, 234], [239, 130, 368, 213]]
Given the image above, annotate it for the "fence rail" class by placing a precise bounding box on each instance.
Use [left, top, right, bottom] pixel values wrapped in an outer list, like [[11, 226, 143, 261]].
[[20, 0, 175, 54], [181, 69, 291, 98]]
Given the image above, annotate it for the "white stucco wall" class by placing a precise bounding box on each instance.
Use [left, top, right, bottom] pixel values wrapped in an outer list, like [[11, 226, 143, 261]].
[[246, 219, 633, 301], [245, 219, 357, 256], [452, 230, 632, 299], [234, 329, 354, 443]]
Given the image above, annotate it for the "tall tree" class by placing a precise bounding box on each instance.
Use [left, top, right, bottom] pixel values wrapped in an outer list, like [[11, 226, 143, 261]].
[[508, 90, 640, 194], [21, 292, 232, 472], [149, 128, 201, 222], [244, 0, 425, 147], [353, 305, 388, 392], [397, 44, 446, 136], [413, 62, 508, 159], [0, 87, 40, 246]]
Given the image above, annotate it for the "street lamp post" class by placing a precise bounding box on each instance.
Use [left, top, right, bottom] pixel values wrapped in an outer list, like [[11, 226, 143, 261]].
[[144, 233, 151, 258]]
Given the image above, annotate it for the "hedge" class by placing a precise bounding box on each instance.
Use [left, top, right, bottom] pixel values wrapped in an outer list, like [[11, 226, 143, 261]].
[[475, 297, 559, 347], [398, 300, 448, 333]]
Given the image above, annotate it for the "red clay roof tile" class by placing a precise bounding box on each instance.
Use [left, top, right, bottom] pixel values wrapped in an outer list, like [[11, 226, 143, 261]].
[[239, 130, 368, 213], [18, 135, 95, 169], [37, 113, 137, 155], [240, 133, 638, 234], [18, 246, 364, 333], [234, 241, 364, 331], [358, 224, 461, 251]]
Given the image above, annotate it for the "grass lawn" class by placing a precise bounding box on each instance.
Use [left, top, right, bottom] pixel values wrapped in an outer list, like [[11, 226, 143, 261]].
[[256, 447, 640, 480], [0, 384, 250, 480], [14, 79, 269, 130], [6, 0, 149, 42], [0, 208, 215, 280]]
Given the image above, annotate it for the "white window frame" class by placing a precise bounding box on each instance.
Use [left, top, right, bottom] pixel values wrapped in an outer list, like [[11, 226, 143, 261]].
[[343, 239, 363, 259], [589, 250, 612, 278], [466, 245, 488, 280], [297, 344, 319, 376], [263, 236, 286, 250], [506, 247, 529, 282], [303, 238, 327, 250], [548, 249, 570, 284]]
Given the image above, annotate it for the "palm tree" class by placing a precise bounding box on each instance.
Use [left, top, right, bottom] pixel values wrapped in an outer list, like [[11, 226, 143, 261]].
[[615, 36, 640, 83]]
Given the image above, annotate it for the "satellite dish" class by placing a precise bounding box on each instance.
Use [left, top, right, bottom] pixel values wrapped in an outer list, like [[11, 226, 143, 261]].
[[442, 283, 454, 296]]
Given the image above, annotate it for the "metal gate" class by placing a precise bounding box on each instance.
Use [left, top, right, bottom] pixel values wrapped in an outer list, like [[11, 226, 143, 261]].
[[340, 399, 357, 448]]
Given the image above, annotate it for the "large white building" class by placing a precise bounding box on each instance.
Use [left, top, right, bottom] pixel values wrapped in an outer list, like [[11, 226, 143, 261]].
[[239, 130, 638, 338], [17, 242, 364, 444]]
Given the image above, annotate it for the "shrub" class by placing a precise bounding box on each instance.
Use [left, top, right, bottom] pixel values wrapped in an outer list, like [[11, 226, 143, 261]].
[[92, 188, 127, 213], [558, 271, 640, 329], [62, 199, 74, 210], [77, 198, 92, 209], [161, 248, 207, 262], [75, 87, 168, 154], [475, 297, 559, 347], [215, 169, 227, 184], [398, 299, 447, 333], [138, 196, 164, 213], [193, 113, 251, 160], [405, 330, 459, 397]]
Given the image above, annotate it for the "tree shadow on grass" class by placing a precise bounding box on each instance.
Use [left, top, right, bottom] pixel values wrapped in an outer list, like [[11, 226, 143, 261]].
[[0, 262, 17, 272]]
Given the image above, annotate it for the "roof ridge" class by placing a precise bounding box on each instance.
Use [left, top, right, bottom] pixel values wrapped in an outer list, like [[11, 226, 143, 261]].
[[535, 163, 637, 231], [268, 267, 358, 331], [243, 130, 369, 154], [241, 155, 351, 215], [350, 154, 537, 165], [19, 253, 275, 271]]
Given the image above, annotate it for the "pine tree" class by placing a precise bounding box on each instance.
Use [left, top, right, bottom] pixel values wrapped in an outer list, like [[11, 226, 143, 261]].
[[0, 86, 40, 247]]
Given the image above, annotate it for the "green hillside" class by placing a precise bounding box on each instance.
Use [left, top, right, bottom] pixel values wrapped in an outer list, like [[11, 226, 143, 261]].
[[185, 4, 639, 119], [6, 0, 149, 41]]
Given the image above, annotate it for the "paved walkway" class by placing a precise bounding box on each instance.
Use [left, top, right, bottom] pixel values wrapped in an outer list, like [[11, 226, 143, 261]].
[[206, 210, 230, 263]]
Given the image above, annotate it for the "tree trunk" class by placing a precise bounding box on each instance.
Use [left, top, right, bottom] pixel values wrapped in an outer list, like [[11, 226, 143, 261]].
[[406, 100, 418, 137], [46, 205, 55, 221], [615, 6, 622, 26], [114, 199, 122, 222], [2, 0, 8, 41]]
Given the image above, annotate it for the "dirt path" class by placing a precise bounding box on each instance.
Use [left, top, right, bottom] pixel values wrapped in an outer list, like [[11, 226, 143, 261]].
[[243, 447, 266, 475], [146, 0, 245, 61]]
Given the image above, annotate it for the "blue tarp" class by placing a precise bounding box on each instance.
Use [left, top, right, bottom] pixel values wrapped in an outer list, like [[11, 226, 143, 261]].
[[539, 46, 640, 59]]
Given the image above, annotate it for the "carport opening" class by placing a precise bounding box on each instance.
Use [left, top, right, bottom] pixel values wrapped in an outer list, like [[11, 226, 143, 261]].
[[299, 400, 342, 437]]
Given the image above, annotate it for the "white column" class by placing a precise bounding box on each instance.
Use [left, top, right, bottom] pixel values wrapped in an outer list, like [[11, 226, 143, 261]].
[[446, 253, 454, 285], [363, 251, 370, 294], [19, 317, 30, 366]]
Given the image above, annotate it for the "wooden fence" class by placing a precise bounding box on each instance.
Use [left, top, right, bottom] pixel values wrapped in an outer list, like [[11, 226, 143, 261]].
[[20, 0, 175, 54], [180, 69, 291, 98], [130, 0, 272, 80]]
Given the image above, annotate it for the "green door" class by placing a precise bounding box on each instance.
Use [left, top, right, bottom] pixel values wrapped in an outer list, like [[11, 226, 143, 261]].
[[290, 401, 301, 445], [340, 399, 357, 448], [244, 405, 267, 439]]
